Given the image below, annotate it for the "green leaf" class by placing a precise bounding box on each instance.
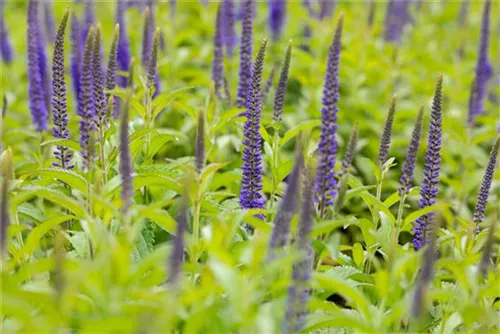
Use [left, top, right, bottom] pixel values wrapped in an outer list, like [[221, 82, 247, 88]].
[[361, 157, 381, 180], [360, 192, 396, 224], [23, 215, 75, 256], [35, 168, 88, 193], [137, 209, 177, 235], [133, 174, 182, 193], [311, 220, 352, 238], [313, 272, 371, 316], [147, 133, 176, 159], [352, 243, 364, 268], [17, 202, 45, 222], [402, 203, 440, 228], [12, 188, 87, 219], [279, 120, 321, 146], [41, 138, 81, 152], [302, 310, 371, 333], [260, 124, 272, 145], [153, 86, 195, 119]]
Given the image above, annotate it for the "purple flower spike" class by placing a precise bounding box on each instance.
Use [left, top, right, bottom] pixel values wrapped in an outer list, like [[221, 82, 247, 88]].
[[341, 121, 359, 176], [146, 28, 160, 96], [79, 27, 96, 169], [81, 0, 95, 44], [269, 148, 303, 254], [314, 15, 343, 218], [413, 75, 443, 250], [116, 0, 131, 87], [318, 0, 335, 21], [472, 135, 500, 230], [273, 41, 292, 123], [141, 6, 153, 69], [457, 0, 470, 28], [195, 108, 205, 174], [92, 26, 106, 130], [384, 0, 411, 44], [468, 0, 493, 127], [261, 66, 276, 102], [239, 38, 268, 218], [1, 148, 12, 254], [398, 107, 424, 198], [169, 184, 189, 286], [378, 95, 397, 167], [106, 24, 120, 119], [222, 0, 237, 57], [120, 91, 133, 215], [212, 4, 224, 100], [269, 0, 286, 42], [52, 10, 73, 169], [70, 13, 83, 102], [237, 0, 254, 108], [0, 0, 14, 63], [43, 0, 56, 43], [285, 171, 315, 333], [27, 0, 49, 132]]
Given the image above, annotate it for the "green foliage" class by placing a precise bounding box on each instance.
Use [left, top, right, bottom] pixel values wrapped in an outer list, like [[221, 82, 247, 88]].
[[1, 1, 499, 333]]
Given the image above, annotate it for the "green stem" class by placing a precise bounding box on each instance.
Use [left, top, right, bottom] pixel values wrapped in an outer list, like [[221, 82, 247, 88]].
[[192, 183, 202, 261], [268, 133, 280, 217], [99, 126, 107, 184]]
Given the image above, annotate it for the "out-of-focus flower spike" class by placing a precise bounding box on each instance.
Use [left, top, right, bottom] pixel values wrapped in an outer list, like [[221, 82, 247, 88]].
[[169, 0, 177, 19], [169, 182, 189, 286], [0, 148, 13, 254], [261, 66, 276, 102], [51, 9, 73, 169], [314, 14, 343, 218], [223, 77, 232, 106], [222, 0, 237, 57], [237, 0, 254, 108], [411, 222, 438, 318], [195, 108, 205, 174], [318, 0, 335, 21], [341, 121, 359, 176], [367, 0, 376, 28], [81, 0, 96, 44], [378, 94, 397, 167], [119, 89, 133, 216], [27, 0, 49, 132], [272, 41, 292, 123], [43, 0, 56, 43], [212, 4, 225, 100], [384, 0, 411, 44], [239, 38, 268, 217], [468, 0, 492, 126], [0, 0, 14, 63], [285, 168, 315, 333], [472, 135, 500, 230], [269, 0, 286, 42], [413, 75, 443, 250], [268, 145, 303, 255], [116, 0, 131, 87], [479, 213, 498, 277], [458, 0, 470, 28]]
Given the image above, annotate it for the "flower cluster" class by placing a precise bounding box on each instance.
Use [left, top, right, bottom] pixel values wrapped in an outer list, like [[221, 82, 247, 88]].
[[314, 15, 343, 217], [239, 38, 268, 216], [413, 75, 443, 250]]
